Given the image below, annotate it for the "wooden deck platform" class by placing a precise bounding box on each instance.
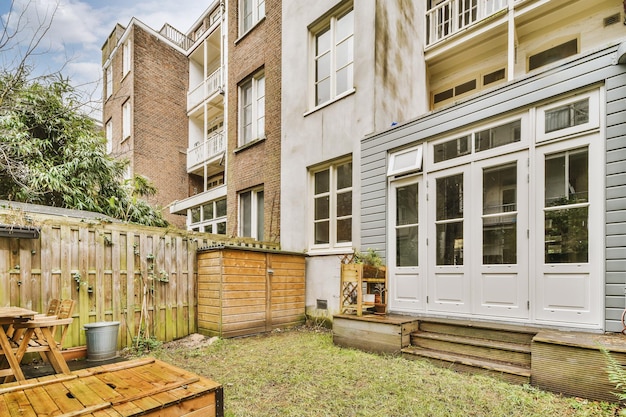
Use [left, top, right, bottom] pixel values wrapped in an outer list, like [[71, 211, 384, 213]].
[[333, 313, 626, 402], [0, 357, 223, 416]]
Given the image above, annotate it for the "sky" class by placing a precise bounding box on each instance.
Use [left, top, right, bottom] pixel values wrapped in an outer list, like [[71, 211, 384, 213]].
[[0, 0, 213, 117]]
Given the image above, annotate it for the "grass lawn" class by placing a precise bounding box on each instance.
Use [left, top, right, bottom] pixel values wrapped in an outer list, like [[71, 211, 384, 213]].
[[147, 327, 622, 417]]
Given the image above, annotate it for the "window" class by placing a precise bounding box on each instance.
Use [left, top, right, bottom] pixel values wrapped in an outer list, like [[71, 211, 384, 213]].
[[536, 90, 599, 142], [475, 119, 521, 152], [122, 40, 131, 76], [387, 145, 423, 176], [434, 135, 470, 162], [482, 163, 517, 264], [240, 189, 264, 240], [105, 120, 112, 154], [312, 5, 354, 107], [396, 182, 419, 266], [528, 39, 577, 71], [312, 159, 352, 249], [105, 66, 112, 99], [435, 173, 464, 265], [240, 0, 265, 34], [190, 198, 227, 234], [122, 100, 131, 140], [544, 148, 589, 263], [239, 72, 265, 146]]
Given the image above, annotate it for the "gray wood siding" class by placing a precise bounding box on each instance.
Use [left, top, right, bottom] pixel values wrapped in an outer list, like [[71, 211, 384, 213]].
[[361, 43, 626, 332], [605, 70, 626, 332]]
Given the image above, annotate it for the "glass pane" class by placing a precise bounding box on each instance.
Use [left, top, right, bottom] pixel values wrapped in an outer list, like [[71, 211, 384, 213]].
[[336, 9, 354, 41], [545, 99, 589, 133], [241, 192, 252, 237], [315, 221, 329, 244], [216, 199, 227, 217], [257, 191, 264, 241], [545, 155, 566, 206], [483, 215, 516, 264], [217, 222, 226, 235], [436, 222, 463, 265], [337, 191, 352, 217], [316, 78, 331, 106], [336, 37, 353, 70], [397, 226, 418, 267], [545, 207, 588, 263], [202, 204, 214, 220], [336, 162, 352, 189], [569, 150, 588, 203], [433, 135, 470, 162], [337, 218, 352, 243], [475, 120, 521, 152], [191, 207, 200, 223], [396, 184, 418, 226], [336, 64, 353, 96], [436, 174, 463, 220], [316, 52, 330, 82], [315, 196, 329, 221], [315, 170, 329, 194], [483, 164, 516, 215], [258, 0, 265, 18], [316, 28, 330, 55]]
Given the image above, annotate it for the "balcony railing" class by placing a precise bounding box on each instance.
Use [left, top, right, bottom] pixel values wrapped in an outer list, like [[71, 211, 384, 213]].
[[426, 0, 508, 46], [187, 130, 226, 171], [187, 68, 223, 109]]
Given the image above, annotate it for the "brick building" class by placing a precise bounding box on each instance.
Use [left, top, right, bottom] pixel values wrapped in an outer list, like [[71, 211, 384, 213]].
[[102, 1, 281, 242], [101, 21, 190, 228]]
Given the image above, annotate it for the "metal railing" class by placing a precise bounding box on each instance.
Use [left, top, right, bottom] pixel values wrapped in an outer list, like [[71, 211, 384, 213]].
[[187, 130, 226, 170], [426, 0, 508, 46], [187, 68, 223, 109]]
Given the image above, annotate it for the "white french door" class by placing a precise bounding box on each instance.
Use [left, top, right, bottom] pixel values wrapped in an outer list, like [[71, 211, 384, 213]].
[[388, 176, 425, 311], [471, 152, 529, 319], [427, 166, 471, 314]]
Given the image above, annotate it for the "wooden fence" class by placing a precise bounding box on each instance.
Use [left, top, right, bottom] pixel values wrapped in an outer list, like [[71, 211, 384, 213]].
[[0, 203, 278, 351]]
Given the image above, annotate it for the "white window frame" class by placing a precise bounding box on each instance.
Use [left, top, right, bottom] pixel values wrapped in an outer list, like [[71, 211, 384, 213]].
[[105, 66, 112, 100], [122, 40, 131, 77], [239, 72, 265, 146], [189, 199, 227, 234], [240, 0, 265, 35], [122, 100, 131, 140], [536, 89, 600, 143], [309, 158, 353, 252], [388, 145, 423, 176], [239, 188, 264, 240], [105, 119, 113, 154], [309, 3, 354, 109]]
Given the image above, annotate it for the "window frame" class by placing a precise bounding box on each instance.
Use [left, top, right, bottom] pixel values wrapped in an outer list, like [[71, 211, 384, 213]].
[[309, 3, 354, 110], [536, 89, 599, 143], [122, 40, 131, 77], [239, 0, 266, 35], [105, 66, 112, 100], [189, 199, 227, 234], [238, 71, 265, 146], [239, 188, 264, 240], [387, 145, 423, 176], [105, 119, 113, 154], [122, 100, 131, 140], [309, 157, 353, 252]]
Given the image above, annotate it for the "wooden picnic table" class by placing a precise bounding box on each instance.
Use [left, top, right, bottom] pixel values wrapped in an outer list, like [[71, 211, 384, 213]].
[[0, 307, 37, 382]]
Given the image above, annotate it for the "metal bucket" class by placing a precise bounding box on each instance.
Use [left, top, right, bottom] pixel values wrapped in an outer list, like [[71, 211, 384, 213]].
[[83, 321, 120, 361]]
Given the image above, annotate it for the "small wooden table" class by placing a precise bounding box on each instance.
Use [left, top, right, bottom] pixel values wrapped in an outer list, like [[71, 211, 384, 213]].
[[0, 307, 37, 382]]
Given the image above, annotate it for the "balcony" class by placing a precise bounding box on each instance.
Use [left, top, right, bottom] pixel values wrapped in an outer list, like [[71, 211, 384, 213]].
[[187, 130, 226, 172], [426, 0, 508, 47], [187, 68, 222, 110]]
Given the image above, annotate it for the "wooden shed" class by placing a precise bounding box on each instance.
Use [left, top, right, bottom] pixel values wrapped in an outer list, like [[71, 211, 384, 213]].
[[197, 245, 306, 338]]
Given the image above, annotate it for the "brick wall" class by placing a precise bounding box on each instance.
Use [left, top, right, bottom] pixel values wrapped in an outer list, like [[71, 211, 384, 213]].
[[226, 0, 282, 243], [102, 25, 189, 228]]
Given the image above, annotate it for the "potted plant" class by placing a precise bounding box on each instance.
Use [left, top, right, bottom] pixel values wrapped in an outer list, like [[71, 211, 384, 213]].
[[372, 283, 387, 315]]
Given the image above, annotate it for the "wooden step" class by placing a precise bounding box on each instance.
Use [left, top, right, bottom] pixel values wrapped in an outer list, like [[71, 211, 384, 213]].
[[411, 331, 531, 367], [418, 320, 536, 345], [402, 346, 531, 385]]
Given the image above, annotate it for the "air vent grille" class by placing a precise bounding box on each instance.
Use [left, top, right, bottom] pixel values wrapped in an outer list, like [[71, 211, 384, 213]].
[[604, 13, 620, 27]]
